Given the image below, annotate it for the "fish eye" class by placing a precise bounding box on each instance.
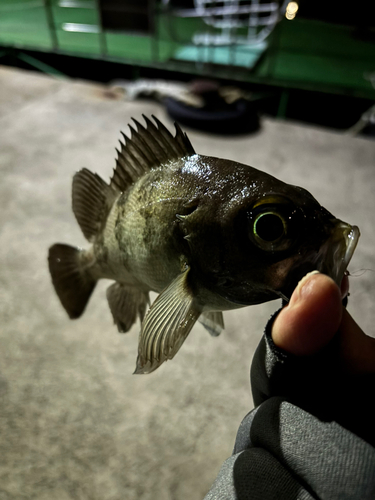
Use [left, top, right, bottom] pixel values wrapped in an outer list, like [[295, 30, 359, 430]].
[[249, 199, 298, 252], [254, 212, 286, 243]]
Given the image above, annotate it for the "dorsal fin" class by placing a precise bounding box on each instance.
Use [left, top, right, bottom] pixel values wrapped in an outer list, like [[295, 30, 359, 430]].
[[110, 115, 196, 193], [72, 168, 118, 242]]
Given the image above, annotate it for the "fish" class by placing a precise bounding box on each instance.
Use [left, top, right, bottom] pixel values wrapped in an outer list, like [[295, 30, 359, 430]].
[[48, 115, 360, 374]]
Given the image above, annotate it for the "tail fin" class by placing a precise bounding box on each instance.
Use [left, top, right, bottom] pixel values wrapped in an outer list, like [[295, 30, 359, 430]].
[[48, 243, 97, 319]]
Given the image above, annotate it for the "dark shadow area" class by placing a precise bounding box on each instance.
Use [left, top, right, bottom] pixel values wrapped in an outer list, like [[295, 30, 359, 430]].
[[0, 47, 373, 137]]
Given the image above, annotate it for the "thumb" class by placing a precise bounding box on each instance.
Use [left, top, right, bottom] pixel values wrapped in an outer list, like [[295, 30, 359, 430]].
[[272, 271, 343, 356]]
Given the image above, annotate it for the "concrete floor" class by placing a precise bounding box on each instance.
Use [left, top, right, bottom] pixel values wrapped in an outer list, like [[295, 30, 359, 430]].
[[0, 65, 374, 500]]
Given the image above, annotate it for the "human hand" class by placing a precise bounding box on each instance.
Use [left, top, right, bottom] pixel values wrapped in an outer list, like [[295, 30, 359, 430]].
[[250, 271, 375, 446], [205, 272, 375, 500], [272, 271, 375, 375]]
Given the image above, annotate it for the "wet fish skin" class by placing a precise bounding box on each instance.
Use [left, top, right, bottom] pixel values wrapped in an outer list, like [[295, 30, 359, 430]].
[[100, 156, 323, 307], [48, 115, 359, 374]]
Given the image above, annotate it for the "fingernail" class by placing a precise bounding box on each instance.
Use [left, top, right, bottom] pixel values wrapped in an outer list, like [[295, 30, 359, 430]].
[[290, 270, 320, 306]]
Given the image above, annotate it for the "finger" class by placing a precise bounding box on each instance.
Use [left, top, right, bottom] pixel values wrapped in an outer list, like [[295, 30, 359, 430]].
[[272, 271, 343, 356]]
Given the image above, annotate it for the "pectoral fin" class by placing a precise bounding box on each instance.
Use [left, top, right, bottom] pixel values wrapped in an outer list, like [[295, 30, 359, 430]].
[[134, 267, 201, 374], [107, 283, 149, 333], [199, 311, 224, 337]]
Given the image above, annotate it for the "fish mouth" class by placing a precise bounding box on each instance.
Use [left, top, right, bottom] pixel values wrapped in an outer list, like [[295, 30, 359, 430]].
[[318, 221, 360, 290], [281, 220, 360, 302]]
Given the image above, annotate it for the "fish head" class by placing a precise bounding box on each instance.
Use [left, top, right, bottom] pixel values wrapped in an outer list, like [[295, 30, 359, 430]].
[[182, 167, 359, 307]]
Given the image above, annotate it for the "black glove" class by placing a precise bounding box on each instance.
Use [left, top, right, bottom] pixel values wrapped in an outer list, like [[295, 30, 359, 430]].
[[252, 309, 375, 446]]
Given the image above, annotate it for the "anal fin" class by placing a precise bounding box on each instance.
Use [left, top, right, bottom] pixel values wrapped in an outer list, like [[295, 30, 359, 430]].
[[199, 311, 224, 337], [134, 267, 201, 374], [107, 283, 149, 333]]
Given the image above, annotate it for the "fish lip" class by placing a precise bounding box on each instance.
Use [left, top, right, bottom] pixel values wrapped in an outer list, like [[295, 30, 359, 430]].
[[319, 221, 360, 287]]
